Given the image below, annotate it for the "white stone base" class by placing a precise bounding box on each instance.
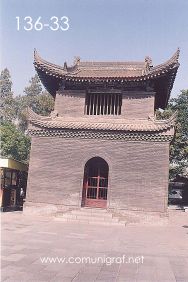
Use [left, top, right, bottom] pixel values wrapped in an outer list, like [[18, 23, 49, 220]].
[[23, 202, 58, 216]]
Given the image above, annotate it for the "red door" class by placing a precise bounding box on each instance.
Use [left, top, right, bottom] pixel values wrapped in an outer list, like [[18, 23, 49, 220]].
[[82, 157, 108, 208]]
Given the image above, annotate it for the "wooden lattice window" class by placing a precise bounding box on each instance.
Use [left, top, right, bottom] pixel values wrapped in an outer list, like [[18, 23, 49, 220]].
[[85, 93, 122, 115]]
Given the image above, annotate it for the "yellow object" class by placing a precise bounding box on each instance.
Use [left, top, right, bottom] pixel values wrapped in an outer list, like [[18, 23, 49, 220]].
[[0, 158, 28, 172]]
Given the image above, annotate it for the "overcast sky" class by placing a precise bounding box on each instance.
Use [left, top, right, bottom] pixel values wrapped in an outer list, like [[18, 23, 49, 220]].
[[1, 0, 188, 97]]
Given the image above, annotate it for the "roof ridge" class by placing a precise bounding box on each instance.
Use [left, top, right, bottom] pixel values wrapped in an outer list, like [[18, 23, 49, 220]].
[[80, 61, 145, 65]]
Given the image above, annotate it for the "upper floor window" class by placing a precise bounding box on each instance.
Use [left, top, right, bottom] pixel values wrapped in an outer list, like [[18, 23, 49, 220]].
[[85, 93, 122, 115]]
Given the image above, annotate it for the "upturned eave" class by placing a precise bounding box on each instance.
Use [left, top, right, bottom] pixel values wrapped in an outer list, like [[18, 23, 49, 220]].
[[33, 49, 180, 109], [27, 107, 176, 134]]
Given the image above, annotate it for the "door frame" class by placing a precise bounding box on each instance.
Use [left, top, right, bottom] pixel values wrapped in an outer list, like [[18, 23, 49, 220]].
[[81, 157, 109, 208]]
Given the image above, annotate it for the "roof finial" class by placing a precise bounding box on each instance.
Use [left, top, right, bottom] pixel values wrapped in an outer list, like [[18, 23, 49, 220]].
[[64, 61, 67, 70], [74, 56, 81, 65], [33, 49, 41, 62], [145, 56, 153, 72]]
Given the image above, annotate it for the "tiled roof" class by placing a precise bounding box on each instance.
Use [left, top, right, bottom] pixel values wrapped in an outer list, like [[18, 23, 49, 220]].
[[34, 49, 179, 80], [33, 49, 180, 110], [28, 108, 176, 133]]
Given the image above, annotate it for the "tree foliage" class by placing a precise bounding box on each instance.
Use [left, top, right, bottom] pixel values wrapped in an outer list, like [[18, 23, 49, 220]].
[[0, 69, 54, 162], [157, 90, 188, 178], [1, 121, 31, 162], [169, 90, 188, 178], [15, 74, 54, 131], [23, 74, 54, 115], [24, 75, 42, 97], [0, 68, 16, 121]]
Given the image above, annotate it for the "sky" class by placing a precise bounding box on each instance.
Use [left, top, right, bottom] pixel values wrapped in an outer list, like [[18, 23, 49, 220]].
[[0, 0, 188, 97]]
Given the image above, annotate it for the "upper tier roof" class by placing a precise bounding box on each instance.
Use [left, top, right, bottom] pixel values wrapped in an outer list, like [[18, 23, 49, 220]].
[[34, 49, 180, 109]]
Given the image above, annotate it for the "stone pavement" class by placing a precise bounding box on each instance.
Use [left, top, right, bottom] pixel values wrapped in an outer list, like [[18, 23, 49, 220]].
[[1, 210, 188, 282]]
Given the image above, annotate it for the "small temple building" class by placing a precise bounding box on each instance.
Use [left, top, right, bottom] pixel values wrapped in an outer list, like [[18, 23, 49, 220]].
[[27, 49, 179, 213]]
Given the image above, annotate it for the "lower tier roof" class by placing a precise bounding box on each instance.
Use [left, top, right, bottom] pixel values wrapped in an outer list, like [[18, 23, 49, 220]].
[[28, 107, 176, 135]]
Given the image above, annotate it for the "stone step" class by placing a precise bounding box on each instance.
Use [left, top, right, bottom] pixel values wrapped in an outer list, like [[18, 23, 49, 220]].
[[61, 213, 119, 222], [168, 206, 185, 211], [81, 207, 108, 212], [54, 217, 126, 226], [55, 208, 126, 227], [70, 210, 113, 218], [78, 208, 110, 214]]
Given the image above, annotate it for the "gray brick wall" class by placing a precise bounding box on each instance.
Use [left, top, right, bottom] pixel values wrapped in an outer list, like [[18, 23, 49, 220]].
[[122, 91, 155, 118], [55, 90, 85, 117], [27, 136, 169, 212], [54, 90, 155, 119]]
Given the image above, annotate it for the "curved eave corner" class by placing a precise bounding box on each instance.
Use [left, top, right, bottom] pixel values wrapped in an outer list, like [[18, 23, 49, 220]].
[[27, 107, 53, 123], [35, 67, 61, 97], [33, 49, 64, 97], [33, 48, 180, 105], [27, 107, 177, 134], [154, 110, 177, 127]]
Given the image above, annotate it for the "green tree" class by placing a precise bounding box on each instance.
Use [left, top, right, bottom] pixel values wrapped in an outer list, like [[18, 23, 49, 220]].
[[16, 75, 54, 131], [24, 74, 42, 96], [35, 90, 54, 116], [0, 68, 16, 121], [0, 121, 31, 162], [157, 90, 188, 178], [0, 71, 54, 162], [170, 90, 188, 178], [24, 74, 42, 111]]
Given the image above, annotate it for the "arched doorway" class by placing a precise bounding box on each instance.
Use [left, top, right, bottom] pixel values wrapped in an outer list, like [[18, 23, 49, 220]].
[[82, 157, 109, 208]]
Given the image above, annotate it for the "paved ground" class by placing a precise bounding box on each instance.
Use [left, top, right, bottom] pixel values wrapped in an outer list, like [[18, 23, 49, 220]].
[[1, 210, 188, 282]]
